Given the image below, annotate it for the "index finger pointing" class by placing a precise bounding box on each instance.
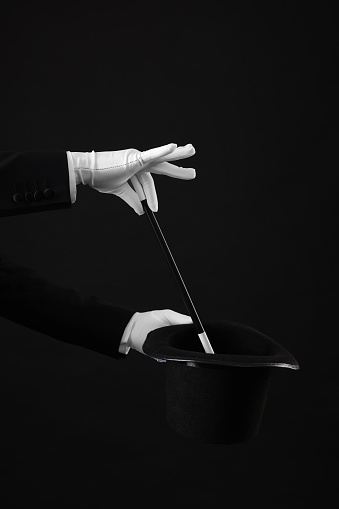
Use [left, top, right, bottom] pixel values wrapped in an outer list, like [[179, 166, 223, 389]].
[[140, 143, 177, 164], [156, 144, 196, 162]]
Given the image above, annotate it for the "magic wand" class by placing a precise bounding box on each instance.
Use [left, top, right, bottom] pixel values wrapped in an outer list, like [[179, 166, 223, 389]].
[[131, 175, 214, 354]]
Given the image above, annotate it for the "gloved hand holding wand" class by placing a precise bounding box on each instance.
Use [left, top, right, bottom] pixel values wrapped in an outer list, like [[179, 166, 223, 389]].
[[68, 142, 196, 214]]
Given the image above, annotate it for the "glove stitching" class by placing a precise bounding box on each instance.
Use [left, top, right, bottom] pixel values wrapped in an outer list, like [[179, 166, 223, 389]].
[[74, 158, 142, 171]]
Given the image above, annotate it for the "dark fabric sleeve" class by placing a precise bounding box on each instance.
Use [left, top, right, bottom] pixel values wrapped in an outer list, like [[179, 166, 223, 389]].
[[0, 150, 72, 217], [0, 252, 136, 360]]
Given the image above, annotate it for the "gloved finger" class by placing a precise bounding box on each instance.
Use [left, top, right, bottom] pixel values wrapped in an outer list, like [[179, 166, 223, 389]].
[[130, 175, 146, 201], [149, 161, 196, 180], [140, 143, 177, 165], [161, 309, 193, 325], [113, 182, 144, 215], [155, 143, 196, 162], [137, 172, 158, 212]]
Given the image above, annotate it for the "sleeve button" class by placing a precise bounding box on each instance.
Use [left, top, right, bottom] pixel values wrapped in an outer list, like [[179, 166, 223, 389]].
[[34, 190, 44, 201], [25, 192, 34, 202], [13, 193, 24, 203], [44, 188, 54, 199]]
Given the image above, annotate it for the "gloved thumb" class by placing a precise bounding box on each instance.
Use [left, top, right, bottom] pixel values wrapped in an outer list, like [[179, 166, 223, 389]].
[[161, 309, 193, 326], [128, 309, 193, 355]]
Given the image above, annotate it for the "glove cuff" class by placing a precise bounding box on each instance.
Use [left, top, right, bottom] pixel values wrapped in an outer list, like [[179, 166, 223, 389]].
[[118, 312, 139, 355], [70, 151, 96, 185]]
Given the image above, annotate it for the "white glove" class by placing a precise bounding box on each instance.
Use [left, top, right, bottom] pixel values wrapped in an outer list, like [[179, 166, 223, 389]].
[[119, 309, 193, 355], [68, 143, 196, 215]]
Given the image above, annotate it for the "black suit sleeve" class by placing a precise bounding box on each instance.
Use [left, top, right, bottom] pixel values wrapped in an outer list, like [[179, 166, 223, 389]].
[[0, 252, 136, 359], [0, 150, 136, 359], [0, 150, 72, 217]]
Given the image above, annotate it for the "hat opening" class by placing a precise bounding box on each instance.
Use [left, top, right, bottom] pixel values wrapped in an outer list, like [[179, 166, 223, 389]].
[[168, 323, 276, 357]]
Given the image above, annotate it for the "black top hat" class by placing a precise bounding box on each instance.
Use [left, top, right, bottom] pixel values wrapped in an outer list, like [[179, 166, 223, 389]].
[[143, 320, 299, 444], [139, 199, 299, 444]]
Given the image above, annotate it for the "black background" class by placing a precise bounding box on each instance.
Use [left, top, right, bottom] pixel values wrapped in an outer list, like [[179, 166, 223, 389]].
[[0, 1, 338, 507]]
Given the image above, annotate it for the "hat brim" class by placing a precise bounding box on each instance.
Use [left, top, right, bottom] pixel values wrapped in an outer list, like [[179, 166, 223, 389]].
[[143, 320, 299, 370]]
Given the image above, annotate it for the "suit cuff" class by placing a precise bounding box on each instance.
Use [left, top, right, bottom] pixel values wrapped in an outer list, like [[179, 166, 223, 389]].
[[66, 151, 77, 204], [118, 312, 138, 355]]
